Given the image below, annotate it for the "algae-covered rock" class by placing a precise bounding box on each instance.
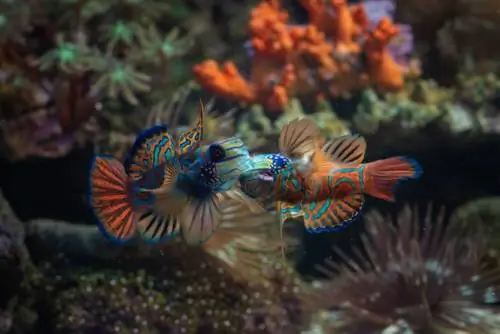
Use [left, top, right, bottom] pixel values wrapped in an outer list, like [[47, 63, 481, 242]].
[[237, 104, 274, 149], [353, 82, 480, 135], [275, 98, 350, 136], [309, 99, 351, 136], [452, 197, 500, 253], [456, 72, 500, 109], [353, 89, 443, 133]]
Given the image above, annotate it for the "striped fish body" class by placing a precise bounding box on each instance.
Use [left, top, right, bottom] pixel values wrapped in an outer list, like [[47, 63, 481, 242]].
[[303, 166, 365, 203], [272, 166, 308, 203]]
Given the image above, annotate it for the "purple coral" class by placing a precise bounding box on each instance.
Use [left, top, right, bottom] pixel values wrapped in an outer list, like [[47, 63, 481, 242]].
[[363, 0, 415, 65], [362, 0, 396, 24]]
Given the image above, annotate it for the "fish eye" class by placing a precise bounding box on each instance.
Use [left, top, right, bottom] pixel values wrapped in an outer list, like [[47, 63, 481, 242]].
[[277, 156, 290, 169], [208, 144, 226, 162]]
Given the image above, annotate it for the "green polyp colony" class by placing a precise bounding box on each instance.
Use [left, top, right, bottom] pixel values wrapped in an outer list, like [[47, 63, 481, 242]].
[[110, 21, 134, 43]]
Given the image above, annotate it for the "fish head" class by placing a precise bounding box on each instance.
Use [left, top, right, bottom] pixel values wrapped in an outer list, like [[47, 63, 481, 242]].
[[250, 153, 292, 182], [238, 154, 295, 200], [197, 137, 252, 191]]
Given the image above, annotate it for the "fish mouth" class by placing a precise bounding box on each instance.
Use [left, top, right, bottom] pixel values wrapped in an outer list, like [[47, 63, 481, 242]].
[[257, 170, 274, 182]]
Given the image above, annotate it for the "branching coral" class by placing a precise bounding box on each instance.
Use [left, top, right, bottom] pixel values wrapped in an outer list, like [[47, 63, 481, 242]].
[[193, 0, 416, 111], [0, 0, 193, 160], [304, 206, 500, 333]]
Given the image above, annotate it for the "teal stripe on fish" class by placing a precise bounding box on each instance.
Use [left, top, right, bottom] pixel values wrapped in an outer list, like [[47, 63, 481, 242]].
[[358, 165, 365, 190], [152, 137, 169, 167]]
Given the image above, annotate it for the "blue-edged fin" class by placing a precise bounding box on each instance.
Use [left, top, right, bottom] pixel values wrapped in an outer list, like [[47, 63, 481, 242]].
[[124, 124, 176, 182], [135, 160, 185, 244], [180, 189, 264, 246], [363, 157, 423, 202], [278, 118, 321, 158], [88, 156, 138, 243], [321, 134, 366, 164], [176, 100, 205, 158], [302, 194, 365, 233]]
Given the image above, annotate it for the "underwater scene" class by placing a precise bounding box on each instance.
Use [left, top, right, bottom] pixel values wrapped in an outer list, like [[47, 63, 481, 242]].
[[1, 0, 500, 333]]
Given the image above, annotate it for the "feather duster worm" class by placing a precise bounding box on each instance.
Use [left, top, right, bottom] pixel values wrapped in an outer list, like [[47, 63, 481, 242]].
[[304, 206, 500, 333]]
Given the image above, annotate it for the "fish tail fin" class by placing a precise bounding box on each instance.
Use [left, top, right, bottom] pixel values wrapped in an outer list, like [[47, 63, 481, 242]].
[[88, 156, 138, 243], [363, 157, 423, 202]]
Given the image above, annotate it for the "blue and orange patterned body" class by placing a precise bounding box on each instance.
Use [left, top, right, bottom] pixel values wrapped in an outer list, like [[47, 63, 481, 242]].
[[124, 124, 178, 183], [240, 125, 422, 233], [303, 166, 367, 202]]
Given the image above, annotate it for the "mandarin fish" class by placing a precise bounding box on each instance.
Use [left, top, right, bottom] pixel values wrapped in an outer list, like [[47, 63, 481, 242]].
[[240, 118, 423, 233], [89, 133, 263, 246]]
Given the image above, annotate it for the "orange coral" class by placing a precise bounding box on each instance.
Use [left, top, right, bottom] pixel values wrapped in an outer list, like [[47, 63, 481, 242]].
[[364, 18, 405, 91], [193, 0, 408, 111]]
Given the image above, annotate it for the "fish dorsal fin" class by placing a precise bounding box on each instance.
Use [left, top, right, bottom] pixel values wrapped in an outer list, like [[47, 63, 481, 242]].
[[278, 118, 321, 158], [124, 124, 176, 181], [147, 160, 181, 198], [177, 100, 205, 157], [321, 134, 366, 164]]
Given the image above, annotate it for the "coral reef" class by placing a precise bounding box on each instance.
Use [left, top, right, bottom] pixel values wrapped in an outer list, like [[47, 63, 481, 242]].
[[352, 73, 500, 136], [304, 206, 500, 333], [193, 0, 417, 111], [236, 97, 350, 151]]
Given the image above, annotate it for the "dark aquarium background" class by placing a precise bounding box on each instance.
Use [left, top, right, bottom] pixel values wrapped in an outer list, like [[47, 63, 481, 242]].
[[0, 0, 500, 333]]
